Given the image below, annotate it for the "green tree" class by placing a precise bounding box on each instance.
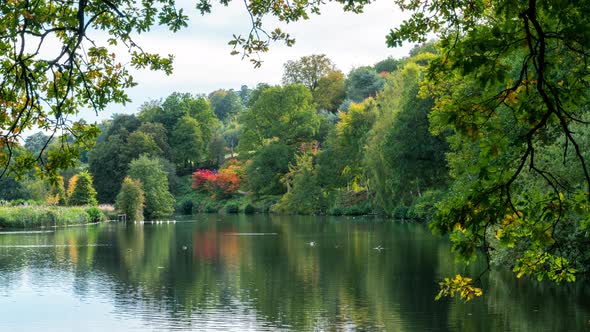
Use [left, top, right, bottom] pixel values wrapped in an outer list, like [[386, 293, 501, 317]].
[[385, 0, 590, 298], [89, 134, 132, 203], [238, 85, 321, 153], [139, 93, 217, 138], [24, 132, 52, 156], [317, 100, 377, 191], [207, 131, 227, 167], [282, 54, 335, 92], [246, 83, 271, 108], [209, 89, 243, 122], [171, 115, 205, 171], [274, 152, 322, 214], [89, 114, 175, 202], [313, 70, 346, 113], [374, 57, 400, 74], [21, 177, 50, 202], [128, 155, 175, 219], [246, 142, 295, 196], [365, 59, 448, 214], [346, 67, 385, 103], [116, 177, 145, 222], [68, 171, 98, 206], [126, 131, 164, 159], [0, 176, 26, 201], [238, 85, 252, 106], [107, 114, 142, 138], [222, 117, 241, 158], [137, 122, 171, 159]]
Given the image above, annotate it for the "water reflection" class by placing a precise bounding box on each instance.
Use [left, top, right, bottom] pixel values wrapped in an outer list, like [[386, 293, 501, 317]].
[[0, 215, 588, 331]]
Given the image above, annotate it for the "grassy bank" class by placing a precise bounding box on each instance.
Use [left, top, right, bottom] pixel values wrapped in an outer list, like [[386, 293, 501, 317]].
[[0, 206, 106, 229]]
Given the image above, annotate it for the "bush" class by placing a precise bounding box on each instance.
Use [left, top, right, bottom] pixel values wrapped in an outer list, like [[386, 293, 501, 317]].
[[343, 206, 364, 216], [224, 202, 240, 214], [392, 206, 410, 219], [178, 198, 193, 215], [204, 201, 220, 213], [328, 206, 343, 216], [86, 207, 106, 223], [192, 169, 217, 191], [243, 203, 256, 214], [192, 165, 243, 199]]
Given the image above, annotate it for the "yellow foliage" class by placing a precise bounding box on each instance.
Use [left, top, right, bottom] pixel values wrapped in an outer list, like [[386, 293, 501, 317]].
[[46, 194, 60, 206], [435, 274, 483, 302], [66, 175, 79, 197]]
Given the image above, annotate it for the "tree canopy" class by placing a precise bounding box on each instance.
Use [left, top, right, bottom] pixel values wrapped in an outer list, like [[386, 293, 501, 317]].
[[128, 155, 175, 219], [282, 54, 336, 92], [238, 84, 320, 153]]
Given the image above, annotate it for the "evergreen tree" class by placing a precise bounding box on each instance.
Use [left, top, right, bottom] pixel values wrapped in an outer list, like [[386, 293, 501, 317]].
[[68, 171, 98, 206]]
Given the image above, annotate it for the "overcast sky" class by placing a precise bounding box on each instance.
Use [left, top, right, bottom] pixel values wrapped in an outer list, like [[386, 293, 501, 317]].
[[84, 0, 413, 121]]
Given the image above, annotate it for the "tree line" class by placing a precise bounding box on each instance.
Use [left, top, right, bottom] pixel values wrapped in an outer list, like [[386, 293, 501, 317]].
[[3, 37, 589, 299]]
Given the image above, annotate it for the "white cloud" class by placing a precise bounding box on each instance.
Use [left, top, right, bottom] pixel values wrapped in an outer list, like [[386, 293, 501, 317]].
[[80, 0, 414, 121]]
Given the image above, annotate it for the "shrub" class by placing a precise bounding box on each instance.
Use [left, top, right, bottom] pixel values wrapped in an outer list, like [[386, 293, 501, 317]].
[[86, 207, 106, 223], [215, 168, 240, 195], [192, 169, 217, 191], [192, 165, 243, 198], [178, 198, 193, 215], [328, 206, 343, 216], [243, 203, 256, 214], [204, 201, 220, 213], [224, 202, 240, 214]]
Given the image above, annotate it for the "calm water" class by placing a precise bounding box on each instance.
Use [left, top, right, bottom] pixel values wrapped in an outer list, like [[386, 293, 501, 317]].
[[0, 215, 588, 331]]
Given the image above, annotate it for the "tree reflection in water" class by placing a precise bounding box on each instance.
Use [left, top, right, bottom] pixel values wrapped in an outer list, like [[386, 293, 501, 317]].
[[0, 215, 587, 331]]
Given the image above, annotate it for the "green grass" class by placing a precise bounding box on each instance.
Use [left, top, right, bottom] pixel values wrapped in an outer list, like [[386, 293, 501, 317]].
[[0, 205, 105, 229]]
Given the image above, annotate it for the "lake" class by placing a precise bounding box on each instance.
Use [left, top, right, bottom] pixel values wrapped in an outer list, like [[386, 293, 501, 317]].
[[0, 214, 588, 331]]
